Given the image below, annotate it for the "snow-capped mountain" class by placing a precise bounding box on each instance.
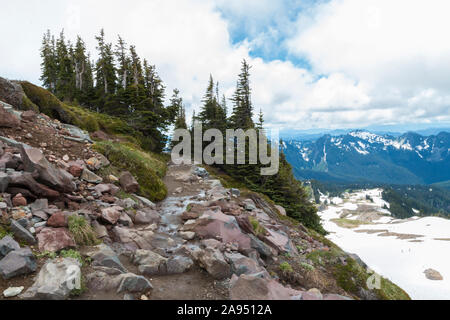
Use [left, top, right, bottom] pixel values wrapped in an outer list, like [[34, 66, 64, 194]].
[[282, 130, 450, 184]]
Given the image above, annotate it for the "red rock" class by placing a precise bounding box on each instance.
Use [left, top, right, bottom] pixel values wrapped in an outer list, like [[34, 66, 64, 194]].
[[230, 274, 301, 300], [12, 193, 27, 207], [192, 210, 252, 252], [47, 212, 68, 227], [119, 171, 139, 193], [0, 105, 20, 128], [101, 206, 122, 224], [36, 227, 76, 252], [21, 110, 37, 122]]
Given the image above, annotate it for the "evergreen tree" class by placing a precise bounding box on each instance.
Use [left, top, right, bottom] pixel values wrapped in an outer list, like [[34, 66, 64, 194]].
[[230, 59, 254, 129], [95, 29, 117, 100], [55, 30, 75, 100], [115, 36, 130, 90], [40, 30, 58, 93]]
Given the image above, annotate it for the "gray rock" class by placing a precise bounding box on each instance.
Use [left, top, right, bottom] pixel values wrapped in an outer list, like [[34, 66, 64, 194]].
[[10, 219, 36, 244], [133, 195, 155, 208], [424, 268, 443, 281], [21, 258, 81, 300], [0, 247, 37, 279], [194, 167, 209, 178], [30, 199, 48, 212], [166, 256, 194, 274], [133, 249, 167, 275], [198, 248, 231, 280], [0, 235, 20, 257], [230, 188, 240, 197], [117, 273, 153, 293], [86, 244, 127, 273], [61, 123, 92, 143], [0, 202, 7, 210], [81, 168, 103, 184], [135, 208, 160, 225], [0, 172, 10, 193], [16, 218, 29, 228]]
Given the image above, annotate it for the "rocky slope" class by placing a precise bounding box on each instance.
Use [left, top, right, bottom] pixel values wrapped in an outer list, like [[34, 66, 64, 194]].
[[0, 78, 410, 300]]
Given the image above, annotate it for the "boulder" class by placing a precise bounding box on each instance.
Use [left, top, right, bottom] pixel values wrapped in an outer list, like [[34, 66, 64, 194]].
[[166, 256, 194, 274], [12, 193, 27, 207], [0, 236, 20, 257], [194, 167, 208, 178], [101, 206, 122, 224], [116, 273, 153, 293], [21, 258, 81, 300], [198, 248, 231, 280], [86, 244, 127, 273], [30, 198, 48, 212], [80, 168, 102, 184], [68, 164, 83, 178], [36, 227, 76, 252], [230, 274, 301, 300], [135, 208, 160, 225], [193, 210, 252, 253], [225, 252, 266, 276], [47, 212, 68, 227], [230, 188, 240, 197], [92, 220, 108, 238], [133, 249, 167, 276], [424, 268, 443, 281], [119, 171, 139, 193], [133, 195, 155, 208], [0, 152, 21, 170], [21, 110, 37, 122], [10, 219, 36, 244], [8, 172, 60, 198], [0, 77, 27, 109], [274, 205, 287, 216], [264, 228, 298, 255], [0, 104, 20, 128], [118, 212, 133, 227], [19, 146, 75, 193], [0, 247, 37, 279], [0, 172, 10, 193]]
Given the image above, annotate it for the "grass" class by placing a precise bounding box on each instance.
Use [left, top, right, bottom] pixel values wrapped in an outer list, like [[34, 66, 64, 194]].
[[68, 215, 99, 246], [0, 226, 12, 240], [249, 216, 266, 236], [93, 140, 167, 202]]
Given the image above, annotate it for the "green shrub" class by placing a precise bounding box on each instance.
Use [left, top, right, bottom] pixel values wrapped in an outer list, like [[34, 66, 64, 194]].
[[279, 262, 294, 273], [300, 262, 315, 272], [93, 141, 167, 202], [68, 215, 99, 246]]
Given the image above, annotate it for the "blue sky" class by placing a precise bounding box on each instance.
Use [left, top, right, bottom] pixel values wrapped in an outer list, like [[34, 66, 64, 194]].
[[0, 0, 450, 133]]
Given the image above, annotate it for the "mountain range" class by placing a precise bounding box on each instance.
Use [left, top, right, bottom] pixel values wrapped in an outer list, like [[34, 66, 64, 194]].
[[281, 130, 450, 185]]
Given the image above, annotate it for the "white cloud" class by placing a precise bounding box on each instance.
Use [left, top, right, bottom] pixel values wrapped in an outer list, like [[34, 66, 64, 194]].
[[0, 0, 449, 130]]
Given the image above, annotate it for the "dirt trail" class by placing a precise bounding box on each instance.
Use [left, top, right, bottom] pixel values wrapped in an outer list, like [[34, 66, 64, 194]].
[[140, 163, 228, 300]]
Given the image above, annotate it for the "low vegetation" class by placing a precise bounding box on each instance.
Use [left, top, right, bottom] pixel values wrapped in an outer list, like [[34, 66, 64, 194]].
[[93, 140, 167, 201], [68, 215, 99, 246]]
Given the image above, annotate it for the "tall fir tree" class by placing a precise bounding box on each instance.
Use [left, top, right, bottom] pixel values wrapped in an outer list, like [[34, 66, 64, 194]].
[[95, 29, 117, 102], [230, 59, 254, 129], [55, 30, 75, 101], [40, 30, 58, 93]]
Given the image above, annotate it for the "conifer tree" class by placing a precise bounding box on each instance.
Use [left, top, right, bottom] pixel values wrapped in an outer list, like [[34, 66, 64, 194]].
[[230, 59, 254, 129], [55, 30, 75, 100], [115, 36, 130, 90], [40, 30, 58, 93], [95, 29, 116, 99]]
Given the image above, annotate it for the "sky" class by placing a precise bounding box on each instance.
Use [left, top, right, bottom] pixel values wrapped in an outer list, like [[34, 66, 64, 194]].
[[0, 0, 450, 132]]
